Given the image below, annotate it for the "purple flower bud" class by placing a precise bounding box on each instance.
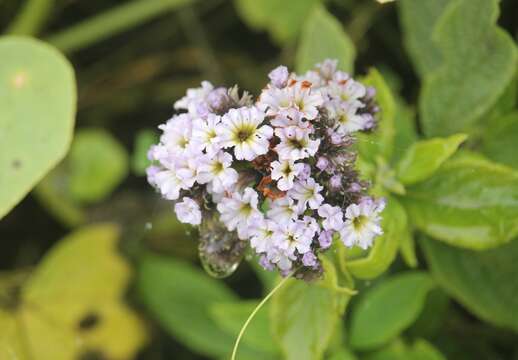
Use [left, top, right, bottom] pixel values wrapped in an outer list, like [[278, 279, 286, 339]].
[[207, 87, 230, 112], [330, 174, 342, 190], [298, 163, 312, 180], [259, 255, 275, 271], [349, 182, 362, 192], [318, 230, 332, 249], [280, 268, 292, 277], [366, 86, 376, 99], [195, 101, 210, 118], [316, 157, 329, 171], [372, 105, 380, 114], [317, 59, 337, 79], [331, 132, 343, 145], [268, 65, 289, 88], [146, 165, 160, 186], [302, 252, 318, 267], [362, 114, 375, 130]]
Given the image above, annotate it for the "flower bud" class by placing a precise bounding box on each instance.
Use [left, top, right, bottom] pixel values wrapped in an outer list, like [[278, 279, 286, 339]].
[[268, 65, 289, 88], [330, 174, 342, 190], [318, 230, 332, 249], [316, 156, 329, 171], [207, 87, 231, 113], [302, 252, 318, 267]]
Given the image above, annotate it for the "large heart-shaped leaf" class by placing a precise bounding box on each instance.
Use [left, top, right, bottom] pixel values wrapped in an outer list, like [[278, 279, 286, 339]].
[[402, 153, 518, 250], [422, 236, 518, 333], [349, 272, 435, 350], [419, 0, 517, 137], [0, 36, 76, 219], [271, 258, 352, 360], [137, 255, 268, 359], [397, 0, 450, 77]]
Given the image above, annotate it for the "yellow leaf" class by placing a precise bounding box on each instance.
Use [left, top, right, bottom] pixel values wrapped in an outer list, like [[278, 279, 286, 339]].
[[0, 224, 147, 360]]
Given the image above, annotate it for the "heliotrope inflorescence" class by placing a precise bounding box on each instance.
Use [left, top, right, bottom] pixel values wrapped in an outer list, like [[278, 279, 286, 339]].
[[147, 59, 385, 280]]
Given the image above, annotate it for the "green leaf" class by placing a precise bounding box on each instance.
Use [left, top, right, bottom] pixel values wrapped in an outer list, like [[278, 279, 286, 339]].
[[137, 254, 265, 359], [481, 70, 518, 123], [0, 224, 147, 359], [347, 196, 408, 279], [33, 165, 86, 227], [408, 289, 450, 339], [234, 0, 321, 45], [349, 272, 435, 350], [271, 259, 352, 360], [399, 230, 418, 268], [209, 300, 278, 354], [422, 236, 518, 332], [357, 69, 396, 164], [397, 0, 450, 77], [391, 103, 418, 165], [395, 134, 467, 185], [0, 36, 76, 219], [132, 129, 158, 176], [295, 5, 355, 73], [69, 128, 129, 204], [365, 339, 446, 360], [402, 154, 518, 249], [328, 347, 358, 360], [419, 0, 518, 137], [481, 111, 518, 168]]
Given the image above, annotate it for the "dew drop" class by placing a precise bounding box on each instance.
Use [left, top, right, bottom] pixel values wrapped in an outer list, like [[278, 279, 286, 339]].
[[144, 222, 152, 230], [197, 213, 245, 278]]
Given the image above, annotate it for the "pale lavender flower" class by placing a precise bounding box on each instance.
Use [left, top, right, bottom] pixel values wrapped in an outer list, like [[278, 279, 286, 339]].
[[174, 197, 202, 225], [174, 81, 214, 117], [218, 107, 273, 160], [249, 219, 278, 253], [191, 114, 223, 156], [275, 126, 320, 161], [197, 151, 238, 193], [289, 177, 324, 210], [339, 197, 385, 249], [273, 220, 312, 256], [318, 204, 344, 231], [217, 187, 263, 240], [267, 196, 300, 224], [270, 159, 304, 191], [259, 254, 275, 271]]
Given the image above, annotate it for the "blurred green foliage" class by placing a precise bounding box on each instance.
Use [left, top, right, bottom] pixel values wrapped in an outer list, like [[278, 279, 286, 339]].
[[1, 0, 518, 359]]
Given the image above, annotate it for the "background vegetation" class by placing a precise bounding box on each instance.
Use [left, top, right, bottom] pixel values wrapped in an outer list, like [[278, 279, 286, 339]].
[[1, 0, 518, 359]]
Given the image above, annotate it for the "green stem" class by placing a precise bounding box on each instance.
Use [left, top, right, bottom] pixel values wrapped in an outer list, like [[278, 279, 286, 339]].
[[177, 6, 223, 83], [7, 0, 54, 36], [231, 272, 294, 360], [46, 0, 194, 53]]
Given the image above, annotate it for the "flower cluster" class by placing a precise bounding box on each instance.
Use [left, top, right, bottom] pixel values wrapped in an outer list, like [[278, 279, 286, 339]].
[[147, 59, 384, 279]]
